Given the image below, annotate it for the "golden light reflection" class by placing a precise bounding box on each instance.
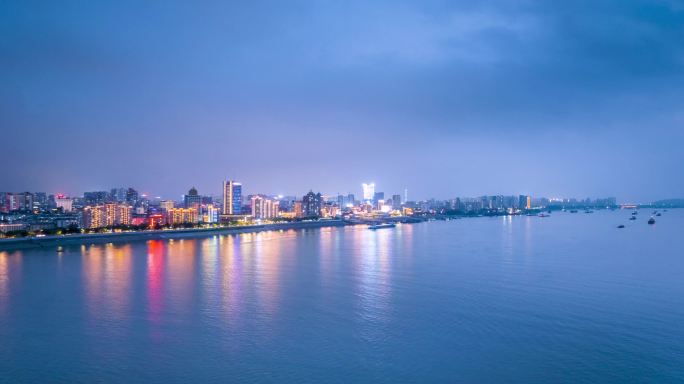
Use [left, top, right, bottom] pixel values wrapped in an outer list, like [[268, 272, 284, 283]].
[[81, 243, 132, 321], [165, 239, 197, 313], [199, 236, 221, 311], [0, 251, 21, 316], [251, 231, 283, 318], [219, 234, 245, 326], [0, 252, 9, 301]]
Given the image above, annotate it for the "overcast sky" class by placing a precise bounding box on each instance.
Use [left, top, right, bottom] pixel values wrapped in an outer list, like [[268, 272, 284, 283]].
[[1, 0, 683, 202]]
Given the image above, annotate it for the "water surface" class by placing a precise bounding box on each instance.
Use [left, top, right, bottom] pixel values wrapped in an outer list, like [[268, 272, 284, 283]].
[[1, 210, 683, 383]]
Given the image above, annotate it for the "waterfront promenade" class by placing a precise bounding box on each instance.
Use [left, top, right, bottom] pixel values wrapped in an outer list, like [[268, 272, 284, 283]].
[[0, 220, 349, 250]]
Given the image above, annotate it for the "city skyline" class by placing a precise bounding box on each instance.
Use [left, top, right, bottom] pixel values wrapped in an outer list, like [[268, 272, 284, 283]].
[[2, 1, 684, 201], [0, 180, 667, 205], [0, 182, 630, 203]]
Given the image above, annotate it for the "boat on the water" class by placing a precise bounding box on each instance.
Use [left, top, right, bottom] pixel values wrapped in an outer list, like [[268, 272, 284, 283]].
[[648, 217, 656, 225], [584, 210, 594, 214], [656, 213, 662, 217], [368, 223, 396, 230], [569, 210, 578, 213], [629, 216, 637, 221], [538, 213, 550, 217], [617, 225, 625, 228]]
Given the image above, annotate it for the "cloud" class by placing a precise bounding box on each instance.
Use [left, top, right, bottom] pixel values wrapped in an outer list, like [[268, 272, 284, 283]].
[[1, 0, 683, 200]]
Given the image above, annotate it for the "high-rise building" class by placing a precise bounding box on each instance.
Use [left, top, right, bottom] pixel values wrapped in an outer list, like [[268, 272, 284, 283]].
[[126, 188, 139, 206], [337, 194, 345, 208], [117, 204, 132, 226], [518, 195, 527, 210], [165, 208, 198, 225], [105, 203, 118, 226], [294, 201, 303, 218], [82, 206, 106, 229], [55, 195, 73, 212], [184, 187, 202, 209], [33, 192, 47, 211], [84, 191, 110, 205], [222, 180, 242, 215], [526, 196, 532, 209], [346, 194, 355, 206], [21, 192, 33, 211], [159, 200, 175, 212], [362, 183, 375, 202], [373, 192, 384, 204], [111, 188, 127, 203], [302, 191, 322, 218], [7, 192, 32, 212], [82, 203, 131, 228], [251, 196, 280, 219], [1, 193, 12, 213], [392, 194, 402, 210], [1, 192, 33, 212], [203, 204, 219, 223]]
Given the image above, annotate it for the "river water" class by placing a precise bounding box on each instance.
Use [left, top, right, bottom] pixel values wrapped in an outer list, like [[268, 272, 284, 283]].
[[0, 210, 682, 383]]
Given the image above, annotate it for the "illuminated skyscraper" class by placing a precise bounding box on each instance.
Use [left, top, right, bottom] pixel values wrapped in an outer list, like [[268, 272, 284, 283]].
[[82, 205, 106, 228], [251, 196, 280, 219], [159, 200, 174, 212], [184, 187, 202, 209], [1, 192, 33, 212], [117, 205, 132, 225], [222, 180, 242, 215], [165, 208, 198, 225], [362, 183, 375, 202], [302, 191, 322, 218], [203, 204, 219, 223], [55, 195, 73, 212], [125, 188, 139, 206], [105, 203, 118, 226], [82, 203, 131, 228]]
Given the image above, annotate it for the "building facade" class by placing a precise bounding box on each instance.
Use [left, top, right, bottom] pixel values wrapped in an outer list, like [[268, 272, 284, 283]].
[[362, 183, 375, 202], [82, 203, 132, 229], [184, 187, 202, 209], [302, 191, 322, 218], [222, 180, 242, 215], [251, 196, 280, 219], [55, 196, 74, 212], [165, 208, 198, 225]]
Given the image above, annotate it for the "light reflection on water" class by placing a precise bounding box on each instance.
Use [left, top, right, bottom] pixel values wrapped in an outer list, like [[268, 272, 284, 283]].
[[147, 240, 165, 335], [0, 212, 683, 383], [81, 243, 133, 322], [0, 252, 13, 316]]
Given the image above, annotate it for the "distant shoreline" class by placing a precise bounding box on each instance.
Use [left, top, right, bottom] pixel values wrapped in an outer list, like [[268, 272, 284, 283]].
[[0, 220, 351, 251]]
